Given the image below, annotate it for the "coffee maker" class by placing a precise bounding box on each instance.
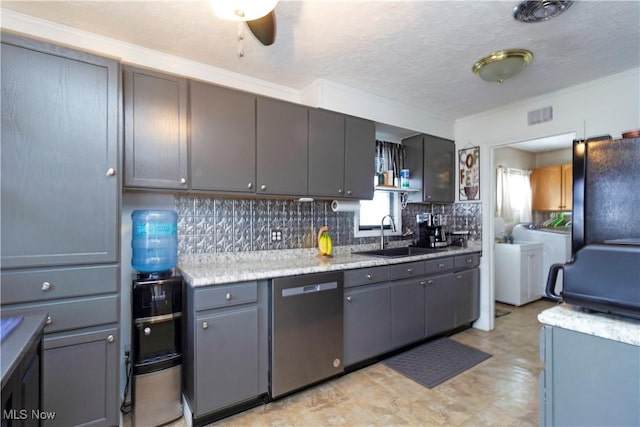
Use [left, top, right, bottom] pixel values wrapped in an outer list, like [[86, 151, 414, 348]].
[[416, 213, 449, 248]]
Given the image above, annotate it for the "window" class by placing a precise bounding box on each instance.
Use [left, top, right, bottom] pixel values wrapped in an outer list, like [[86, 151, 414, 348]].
[[354, 190, 402, 237]]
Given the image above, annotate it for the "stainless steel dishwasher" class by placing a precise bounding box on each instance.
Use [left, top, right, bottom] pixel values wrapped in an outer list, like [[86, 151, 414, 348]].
[[270, 271, 344, 398]]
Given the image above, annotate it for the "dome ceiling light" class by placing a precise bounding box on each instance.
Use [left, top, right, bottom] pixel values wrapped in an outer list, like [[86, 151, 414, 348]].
[[472, 49, 534, 83], [513, 1, 574, 23]]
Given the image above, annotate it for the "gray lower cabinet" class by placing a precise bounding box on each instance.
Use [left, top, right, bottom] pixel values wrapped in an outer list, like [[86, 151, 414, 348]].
[[123, 66, 188, 189], [256, 97, 309, 196], [184, 281, 268, 422], [1, 33, 118, 269], [190, 81, 256, 193], [424, 273, 456, 337], [391, 277, 426, 348], [343, 282, 392, 366], [540, 326, 640, 427], [453, 268, 480, 327], [403, 134, 456, 203], [42, 327, 119, 427]]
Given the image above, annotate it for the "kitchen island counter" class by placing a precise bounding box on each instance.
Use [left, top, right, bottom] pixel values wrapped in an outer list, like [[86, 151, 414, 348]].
[[178, 242, 481, 287], [538, 303, 640, 346]]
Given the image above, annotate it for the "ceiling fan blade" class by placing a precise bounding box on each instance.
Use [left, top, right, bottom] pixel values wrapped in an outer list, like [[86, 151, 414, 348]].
[[246, 10, 276, 46]]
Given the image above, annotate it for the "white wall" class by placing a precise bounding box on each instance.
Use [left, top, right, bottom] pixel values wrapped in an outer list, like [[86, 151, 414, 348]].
[[536, 148, 572, 168], [495, 146, 536, 171], [455, 68, 640, 332]]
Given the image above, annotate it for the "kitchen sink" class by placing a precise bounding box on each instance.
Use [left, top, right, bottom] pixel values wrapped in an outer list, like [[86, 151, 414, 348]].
[[354, 246, 448, 258]]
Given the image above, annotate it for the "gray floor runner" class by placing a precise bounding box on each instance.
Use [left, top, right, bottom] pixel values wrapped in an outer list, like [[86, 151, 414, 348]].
[[382, 337, 492, 389]]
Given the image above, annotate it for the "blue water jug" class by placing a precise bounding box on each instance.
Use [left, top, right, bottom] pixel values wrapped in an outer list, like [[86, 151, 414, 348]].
[[131, 210, 178, 273]]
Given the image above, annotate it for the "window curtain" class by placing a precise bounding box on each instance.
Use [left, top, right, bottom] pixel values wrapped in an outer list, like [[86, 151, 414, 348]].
[[375, 140, 405, 179], [496, 166, 532, 224]]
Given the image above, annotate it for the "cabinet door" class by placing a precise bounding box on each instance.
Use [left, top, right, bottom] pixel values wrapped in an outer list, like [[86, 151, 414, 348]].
[[344, 116, 375, 200], [425, 273, 455, 337], [1, 35, 118, 268], [391, 278, 425, 348], [308, 109, 345, 198], [453, 268, 480, 327], [124, 66, 188, 189], [531, 165, 562, 210], [561, 164, 573, 210], [344, 283, 391, 366], [423, 135, 455, 203], [256, 98, 308, 195], [402, 135, 424, 203], [195, 307, 258, 416], [190, 81, 256, 193], [42, 327, 118, 427]]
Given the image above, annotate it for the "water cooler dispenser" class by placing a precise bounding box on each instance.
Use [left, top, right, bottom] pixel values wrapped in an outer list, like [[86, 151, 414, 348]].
[[130, 210, 183, 426]]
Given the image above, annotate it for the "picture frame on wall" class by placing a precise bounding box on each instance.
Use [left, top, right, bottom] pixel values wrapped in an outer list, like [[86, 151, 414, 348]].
[[459, 146, 480, 201]]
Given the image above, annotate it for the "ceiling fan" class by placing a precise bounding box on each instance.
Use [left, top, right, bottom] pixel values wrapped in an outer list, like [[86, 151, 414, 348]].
[[210, 0, 278, 46]]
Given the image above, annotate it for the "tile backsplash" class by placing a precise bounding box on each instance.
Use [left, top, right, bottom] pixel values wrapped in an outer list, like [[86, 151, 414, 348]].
[[175, 195, 482, 255]]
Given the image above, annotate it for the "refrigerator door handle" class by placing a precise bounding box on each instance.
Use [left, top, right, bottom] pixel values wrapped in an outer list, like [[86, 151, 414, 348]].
[[545, 263, 564, 302]]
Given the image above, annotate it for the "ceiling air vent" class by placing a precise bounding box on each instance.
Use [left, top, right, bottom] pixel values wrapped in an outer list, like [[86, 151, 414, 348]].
[[528, 106, 553, 125]]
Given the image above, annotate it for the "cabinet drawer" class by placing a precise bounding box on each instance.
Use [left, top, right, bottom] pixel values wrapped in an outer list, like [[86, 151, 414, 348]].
[[454, 253, 480, 270], [389, 261, 425, 281], [1, 265, 118, 305], [195, 281, 257, 311], [1, 294, 118, 334], [344, 266, 390, 288], [424, 257, 454, 275]]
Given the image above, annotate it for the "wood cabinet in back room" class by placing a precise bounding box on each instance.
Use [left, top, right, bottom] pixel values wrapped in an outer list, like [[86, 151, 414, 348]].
[[531, 163, 572, 211]]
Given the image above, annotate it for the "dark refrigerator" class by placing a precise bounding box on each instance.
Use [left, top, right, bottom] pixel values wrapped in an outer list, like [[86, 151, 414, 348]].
[[546, 136, 640, 319]]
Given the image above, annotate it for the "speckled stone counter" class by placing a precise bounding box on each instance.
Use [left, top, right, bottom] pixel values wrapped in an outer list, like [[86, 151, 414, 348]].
[[538, 303, 640, 346], [178, 242, 482, 287]]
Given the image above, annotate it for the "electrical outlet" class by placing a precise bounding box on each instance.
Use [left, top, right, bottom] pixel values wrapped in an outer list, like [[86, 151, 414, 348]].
[[271, 230, 282, 241]]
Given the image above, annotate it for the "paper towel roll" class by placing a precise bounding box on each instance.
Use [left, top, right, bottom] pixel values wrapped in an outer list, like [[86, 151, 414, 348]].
[[331, 200, 360, 212]]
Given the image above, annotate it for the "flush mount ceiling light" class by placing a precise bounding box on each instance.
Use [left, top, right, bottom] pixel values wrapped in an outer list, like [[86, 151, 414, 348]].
[[472, 49, 533, 83], [210, 0, 278, 21], [513, 1, 574, 23]]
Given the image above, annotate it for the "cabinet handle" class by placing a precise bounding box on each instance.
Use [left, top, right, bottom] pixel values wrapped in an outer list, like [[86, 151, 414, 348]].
[[202, 321, 209, 329], [106, 168, 116, 177], [407, 268, 414, 273], [346, 296, 352, 302], [437, 263, 445, 268], [180, 178, 187, 185], [466, 258, 473, 263], [247, 182, 253, 189], [46, 316, 52, 325], [144, 327, 151, 336], [427, 280, 434, 285], [346, 190, 352, 196], [456, 274, 463, 280], [338, 189, 343, 194], [366, 274, 372, 280], [420, 281, 427, 286], [226, 293, 232, 301], [41, 281, 52, 291], [107, 335, 115, 343], [260, 184, 267, 191]]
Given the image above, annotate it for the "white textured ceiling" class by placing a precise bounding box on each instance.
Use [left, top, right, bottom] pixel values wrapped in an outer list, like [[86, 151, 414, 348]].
[[2, 0, 639, 124]]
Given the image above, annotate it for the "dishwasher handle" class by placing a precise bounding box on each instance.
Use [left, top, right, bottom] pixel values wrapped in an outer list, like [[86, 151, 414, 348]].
[[281, 281, 338, 297]]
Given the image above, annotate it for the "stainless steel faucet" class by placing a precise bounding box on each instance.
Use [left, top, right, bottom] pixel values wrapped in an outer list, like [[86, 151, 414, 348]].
[[380, 215, 397, 250]]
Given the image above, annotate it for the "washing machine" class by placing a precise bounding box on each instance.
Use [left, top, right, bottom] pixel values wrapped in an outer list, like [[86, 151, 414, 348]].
[[512, 224, 571, 296]]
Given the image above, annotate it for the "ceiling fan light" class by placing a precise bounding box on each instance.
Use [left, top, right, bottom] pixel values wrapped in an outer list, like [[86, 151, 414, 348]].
[[472, 49, 533, 83], [210, 0, 278, 21]]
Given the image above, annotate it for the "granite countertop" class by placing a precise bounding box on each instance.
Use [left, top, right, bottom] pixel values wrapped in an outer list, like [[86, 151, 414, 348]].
[[178, 241, 482, 287], [538, 304, 640, 346], [1, 312, 47, 389]]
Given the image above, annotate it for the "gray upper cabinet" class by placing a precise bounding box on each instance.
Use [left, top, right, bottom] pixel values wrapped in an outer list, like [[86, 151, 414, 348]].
[[403, 134, 455, 203], [308, 109, 345, 198], [123, 66, 188, 189], [308, 110, 375, 200], [1, 34, 118, 268], [190, 81, 256, 193], [344, 115, 375, 200], [256, 97, 308, 196]]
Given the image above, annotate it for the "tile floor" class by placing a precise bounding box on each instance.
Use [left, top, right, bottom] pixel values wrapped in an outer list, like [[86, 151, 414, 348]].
[[133, 299, 556, 427]]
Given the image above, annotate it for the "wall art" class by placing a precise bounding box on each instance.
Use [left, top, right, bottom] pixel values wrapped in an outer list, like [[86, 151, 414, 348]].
[[459, 146, 480, 201]]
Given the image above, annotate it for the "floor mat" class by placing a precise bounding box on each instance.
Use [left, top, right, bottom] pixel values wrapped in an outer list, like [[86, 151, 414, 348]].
[[495, 308, 512, 318], [382, 337, 492, 389]]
